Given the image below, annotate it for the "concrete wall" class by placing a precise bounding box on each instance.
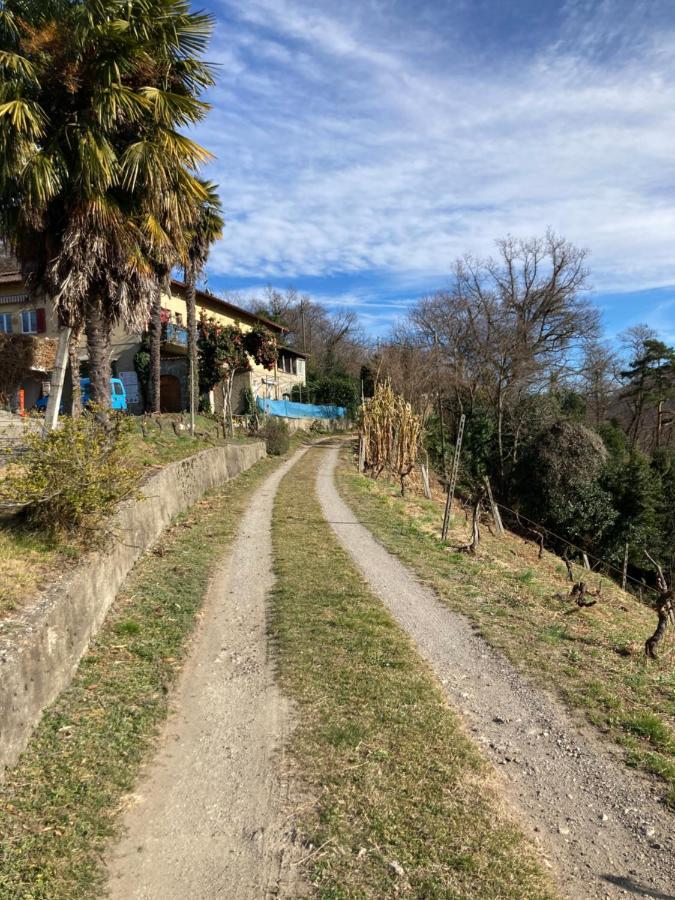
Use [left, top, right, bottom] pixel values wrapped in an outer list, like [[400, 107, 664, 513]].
[[0, 440, 266, 773], [283, 416, 346, 433]]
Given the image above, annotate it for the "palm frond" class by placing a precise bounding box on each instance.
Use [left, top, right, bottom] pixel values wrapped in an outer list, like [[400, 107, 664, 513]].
[[139, 85, 209, 126], [76, 129, 119, 195], [0, 50, 38, 82], [20, 149, 63, 208], [158, 128, 213, 169], [93, 84, 149, 128], [0, 9, 20, 41], [0, 99, 47, 139], [119, 139, 165, 192]]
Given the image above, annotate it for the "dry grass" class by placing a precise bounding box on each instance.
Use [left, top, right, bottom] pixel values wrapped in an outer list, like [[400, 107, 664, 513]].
[[338, 447, 675, 809], [0, 526, 70, 618], [271, 447, 556, 898]]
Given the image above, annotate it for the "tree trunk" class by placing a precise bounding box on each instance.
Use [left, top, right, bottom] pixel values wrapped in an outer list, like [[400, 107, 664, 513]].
[[224, 371, 236, 436], [84, 302, 111, 416], [149, 279, 162, 414], [645, 591, 673, 659], [69, 328, 82, 418], [655, 398, 664, 450], [496, 380, 505, 486], [186, 266, 198, 435]]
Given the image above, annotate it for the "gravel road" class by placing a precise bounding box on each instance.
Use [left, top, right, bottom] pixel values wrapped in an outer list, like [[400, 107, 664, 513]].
[[106, 447, 307, 900], [316, 442, 675, 900]]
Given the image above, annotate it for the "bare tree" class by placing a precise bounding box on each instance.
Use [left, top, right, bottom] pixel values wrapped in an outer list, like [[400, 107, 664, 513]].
[[579, 340, 620, 427], [406, 232, 598, 485], [247, 288, 368, 377]]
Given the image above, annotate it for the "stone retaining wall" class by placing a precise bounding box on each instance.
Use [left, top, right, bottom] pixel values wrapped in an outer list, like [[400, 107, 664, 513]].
[[0, 441, 266, 772]]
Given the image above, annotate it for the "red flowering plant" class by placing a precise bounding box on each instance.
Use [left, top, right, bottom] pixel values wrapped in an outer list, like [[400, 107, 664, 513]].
[[244, 326, 278, 370]]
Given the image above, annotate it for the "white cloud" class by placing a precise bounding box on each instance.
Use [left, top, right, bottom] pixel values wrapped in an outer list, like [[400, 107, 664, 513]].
[[195, 0, 675, 299]]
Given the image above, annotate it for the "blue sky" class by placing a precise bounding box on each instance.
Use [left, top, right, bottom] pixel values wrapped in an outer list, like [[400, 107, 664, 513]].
[[192, 0, 675, 342]]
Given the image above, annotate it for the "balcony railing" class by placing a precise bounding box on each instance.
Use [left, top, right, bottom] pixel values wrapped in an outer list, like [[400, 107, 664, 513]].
[[161, 322, 188, 349]]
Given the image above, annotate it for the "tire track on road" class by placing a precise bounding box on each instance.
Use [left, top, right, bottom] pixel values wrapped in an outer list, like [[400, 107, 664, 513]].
[[315, 441, 675, 900], [106, 445, 308, 900]]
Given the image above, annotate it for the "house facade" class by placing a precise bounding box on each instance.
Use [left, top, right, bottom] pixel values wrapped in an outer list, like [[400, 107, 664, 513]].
[[0, 253, 306, 414]]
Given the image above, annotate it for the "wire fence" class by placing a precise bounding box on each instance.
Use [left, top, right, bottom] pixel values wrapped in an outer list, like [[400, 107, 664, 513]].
[[487, 498, 662, 598]]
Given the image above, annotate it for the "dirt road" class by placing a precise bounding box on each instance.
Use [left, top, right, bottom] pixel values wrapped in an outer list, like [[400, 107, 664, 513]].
[[106, 447, 307, 900], [316, 442, 675, 900]]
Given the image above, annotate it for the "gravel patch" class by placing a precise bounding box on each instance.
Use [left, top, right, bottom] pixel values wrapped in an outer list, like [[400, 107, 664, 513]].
[[316, 442, 675, 900]]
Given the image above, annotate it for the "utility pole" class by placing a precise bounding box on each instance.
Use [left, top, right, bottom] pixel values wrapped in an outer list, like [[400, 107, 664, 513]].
[[433, 332, 447, 476], [441, 413, 465, 541], [44, 325, 71, 433], [300, 298, 307, 353], [622, 542, 629, 591]]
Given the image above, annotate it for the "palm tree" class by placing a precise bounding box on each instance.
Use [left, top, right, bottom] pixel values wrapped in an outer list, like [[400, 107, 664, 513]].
[[184, 181, 224, 432], [0, 0, 215, 413]]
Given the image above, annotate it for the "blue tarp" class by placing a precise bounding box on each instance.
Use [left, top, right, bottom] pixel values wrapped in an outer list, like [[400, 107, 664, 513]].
[[257, 398, 346, 420]]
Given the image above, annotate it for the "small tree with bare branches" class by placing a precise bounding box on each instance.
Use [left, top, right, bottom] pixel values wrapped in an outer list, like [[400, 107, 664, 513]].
[[643, 550, 674, 659]]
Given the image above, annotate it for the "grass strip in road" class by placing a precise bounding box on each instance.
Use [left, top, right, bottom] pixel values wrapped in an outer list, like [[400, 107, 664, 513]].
[[0, 447, 297, 900], [271, 446, 555, 899], [337, 450, 675, 809]]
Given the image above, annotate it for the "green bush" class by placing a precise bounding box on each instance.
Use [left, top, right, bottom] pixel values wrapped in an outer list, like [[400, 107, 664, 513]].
[[242, 387, 256, 416], [262, 417, 290, 456], [0, 412, 140, 538]]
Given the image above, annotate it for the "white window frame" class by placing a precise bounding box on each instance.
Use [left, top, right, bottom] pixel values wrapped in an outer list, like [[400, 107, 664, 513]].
[[0, 312, 12, 333], [21, 309, 38, 334]]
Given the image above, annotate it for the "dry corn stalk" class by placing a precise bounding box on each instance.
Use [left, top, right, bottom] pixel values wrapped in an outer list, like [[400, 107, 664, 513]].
[[359, 381, 422, 494]]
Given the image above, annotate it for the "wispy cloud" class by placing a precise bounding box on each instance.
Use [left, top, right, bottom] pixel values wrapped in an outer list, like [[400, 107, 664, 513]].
[[195, 0, 675, 312]]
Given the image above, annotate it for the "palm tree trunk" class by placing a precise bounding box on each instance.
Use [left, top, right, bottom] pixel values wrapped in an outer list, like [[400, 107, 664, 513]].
[[69, 327, 82, 418], [186, 265, 198, 435], [85, 301, 111, 415], [149, 279, 162, 413]]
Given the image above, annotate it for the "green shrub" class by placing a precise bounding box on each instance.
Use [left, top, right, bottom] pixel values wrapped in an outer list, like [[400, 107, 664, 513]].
[[0, 412, 140, 538], [262, 417, 290, 456], [242, 387, 256, 416]]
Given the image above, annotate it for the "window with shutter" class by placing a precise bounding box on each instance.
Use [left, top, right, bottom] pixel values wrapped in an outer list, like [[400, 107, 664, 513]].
[[36, 308, 47, 333], [21, 309, 38, 333], [0, 312, 12, 333]]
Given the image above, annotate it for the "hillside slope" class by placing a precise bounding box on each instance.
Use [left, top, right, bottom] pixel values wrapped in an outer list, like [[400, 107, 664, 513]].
[[338, 448, 675, 809]]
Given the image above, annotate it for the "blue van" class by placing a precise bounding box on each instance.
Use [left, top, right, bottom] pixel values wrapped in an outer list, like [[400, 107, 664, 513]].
[[35, 378, 127, 412], [80, 378, 127, 411]]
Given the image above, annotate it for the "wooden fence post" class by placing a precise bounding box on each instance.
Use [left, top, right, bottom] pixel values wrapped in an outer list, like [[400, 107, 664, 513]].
[[441, 413, 465, 541], [483, 475, 504, 536], [421, 453, 432, 499], [622, 542, 629, 591]]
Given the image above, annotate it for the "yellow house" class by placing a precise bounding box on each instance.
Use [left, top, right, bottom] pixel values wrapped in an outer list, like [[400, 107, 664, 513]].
[[0, 255, 59, 410], [0, 252, 307, 413]]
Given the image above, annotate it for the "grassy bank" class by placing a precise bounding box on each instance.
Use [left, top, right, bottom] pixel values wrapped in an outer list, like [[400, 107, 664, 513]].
[[126, 412, 248, 468], [0, 447, 295, 900], [0, 415, 256, 620], [271, 446, 555, 898], [337, 447, 675, 809]]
